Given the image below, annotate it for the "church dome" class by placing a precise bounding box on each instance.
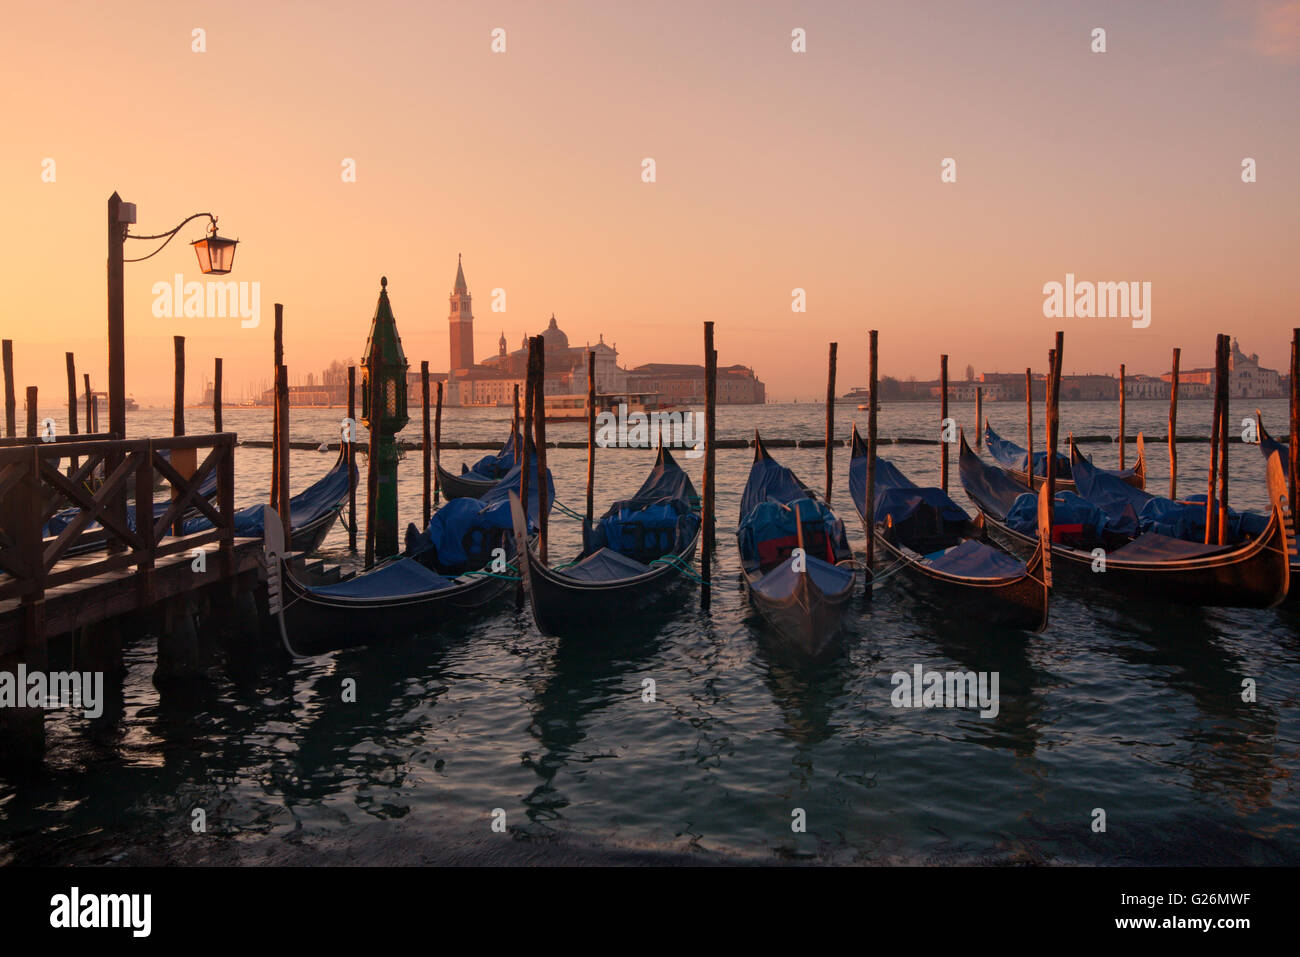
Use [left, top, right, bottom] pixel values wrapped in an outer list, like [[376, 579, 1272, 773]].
[[541, 313, 569, 351]]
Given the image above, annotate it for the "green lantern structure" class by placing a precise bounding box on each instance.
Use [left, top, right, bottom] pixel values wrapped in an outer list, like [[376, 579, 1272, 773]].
[[361, 276, 410, 558]]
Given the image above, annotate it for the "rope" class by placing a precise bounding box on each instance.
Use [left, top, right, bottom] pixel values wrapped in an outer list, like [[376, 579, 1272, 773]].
[[550, 497, 588, 522], [863, 554, 911, 587], [649, 554, 705, 583]]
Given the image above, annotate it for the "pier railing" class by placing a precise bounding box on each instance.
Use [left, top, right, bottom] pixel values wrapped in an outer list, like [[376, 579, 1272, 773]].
[[0, 434, 237, 607]]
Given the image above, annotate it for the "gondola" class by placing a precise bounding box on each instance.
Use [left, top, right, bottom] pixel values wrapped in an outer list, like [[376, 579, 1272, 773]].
[[849, 424, 1050, 632], [735, 432, 856, 657], [185, 444, 356, 553], [511, 445, 700, 636], [985, 420, 1145, 492], [269, 456, 553, 654], [959, 432, 1291, 608], [436, 421, 519, 500]]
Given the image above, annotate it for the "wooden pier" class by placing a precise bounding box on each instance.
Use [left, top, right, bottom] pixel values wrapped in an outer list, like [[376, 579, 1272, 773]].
[[0, 433, 265, 764]]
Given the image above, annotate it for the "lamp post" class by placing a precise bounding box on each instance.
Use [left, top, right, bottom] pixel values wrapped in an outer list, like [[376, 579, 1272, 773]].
[[361, 277, 410, 559], [108, 191, 238, 439]]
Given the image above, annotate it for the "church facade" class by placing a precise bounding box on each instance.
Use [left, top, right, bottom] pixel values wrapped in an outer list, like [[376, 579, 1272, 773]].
[[435, 257, 765, 407]]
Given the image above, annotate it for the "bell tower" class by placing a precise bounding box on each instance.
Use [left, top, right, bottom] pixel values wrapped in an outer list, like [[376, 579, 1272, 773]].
[[448, 254, 474, 371]]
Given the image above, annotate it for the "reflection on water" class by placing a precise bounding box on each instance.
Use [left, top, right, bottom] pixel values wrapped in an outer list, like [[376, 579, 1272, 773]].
[[2, 401, 1298, 865]]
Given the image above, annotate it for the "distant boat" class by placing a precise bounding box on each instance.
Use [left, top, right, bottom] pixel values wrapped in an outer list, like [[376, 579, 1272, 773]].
[[543, 390, 668, 423]]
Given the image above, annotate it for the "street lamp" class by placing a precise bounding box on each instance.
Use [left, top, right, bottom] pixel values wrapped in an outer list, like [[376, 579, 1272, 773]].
[[107, 191, 239, 440], [190, 222, 239, 275]]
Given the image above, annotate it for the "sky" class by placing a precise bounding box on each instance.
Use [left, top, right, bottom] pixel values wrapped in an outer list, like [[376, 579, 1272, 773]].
[[2, 0, 1299, 404]]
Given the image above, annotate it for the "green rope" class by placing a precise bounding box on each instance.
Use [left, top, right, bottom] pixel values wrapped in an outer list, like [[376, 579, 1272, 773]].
[[649, 554, 705, 583], [550, 497, 587, 522]]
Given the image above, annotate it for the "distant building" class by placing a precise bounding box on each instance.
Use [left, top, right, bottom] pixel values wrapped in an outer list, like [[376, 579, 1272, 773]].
[[1058, 375, 1118, 401], [627, 363, 766, 405], [978, 372, 1047, 401], [1161, 338, 1281, 398], [430, 257, 765, 406], [1125, 374, 1169, 399]]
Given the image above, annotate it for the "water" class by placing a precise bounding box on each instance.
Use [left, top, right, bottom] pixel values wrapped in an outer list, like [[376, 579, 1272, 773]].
[[2, 399, 1297, 865]]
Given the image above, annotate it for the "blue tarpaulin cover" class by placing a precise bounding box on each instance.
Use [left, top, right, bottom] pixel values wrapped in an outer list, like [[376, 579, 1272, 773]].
[[1006, 489, 1108, 538], [1109, 532, 1233, 562], [738, 497, 845, 562], [923, 538, 1027, 578], [406, 457, 554, 566], [561, 548, 653, 583], [1072, 451, 1268, 542], [461, 428, 518, 482], [849, 452, 969, 525], [984, 424, 1071, 477], [751, 553, 855, 600], [586, 448, 700, 560], [183, 452, 355, 537], [310, 557, 457, 598], [959, 441, 1035, 519], [737, 449, 810, 521]]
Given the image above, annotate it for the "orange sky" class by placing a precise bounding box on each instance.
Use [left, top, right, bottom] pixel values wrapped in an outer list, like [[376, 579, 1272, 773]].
[[2, 0, 1298, 404]]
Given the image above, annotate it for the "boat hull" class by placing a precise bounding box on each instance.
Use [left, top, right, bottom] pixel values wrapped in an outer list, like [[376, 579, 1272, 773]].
[[279, 559, 512, 653], [523, 533, 699, 636], [978, 507, 1288, 609], [743, 567, 854, 658], [436, 461, 497, 500], [873, 531, 1048, 632]]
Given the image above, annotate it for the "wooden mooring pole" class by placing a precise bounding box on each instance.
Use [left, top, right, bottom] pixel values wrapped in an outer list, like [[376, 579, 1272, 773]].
[[865, 330, 878, 598], [213, 357, 223, 432], [271, 303, 284, 509], [66, 352, 78, 473], [1168, 348, 1180, 499], [1046, 333, 1064, 534], [534, 337, 549, 563], [83, 373, 93, 435], [277, 364, 291, 543], [2, 339, 14, 438], [825, 342, 837, 502], [25, 387, 37, 438], [1216, 335, 1230, 546], [1290, 329, 1298, 520], [434, 381, 443, 506], [1205, 335, 1224, 544], [421, 360, 431, 528], [940, 354, 949, 493], [975, 386, 983, 448], [586, 349, 596, 528], [1118, 363, 1126, 470], [1025, 368, 1033, 471], [65, 353, 77, 438], [347, 365, 357, 551], [701, 321, 716, 608], [173, 335, 185, 437]]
